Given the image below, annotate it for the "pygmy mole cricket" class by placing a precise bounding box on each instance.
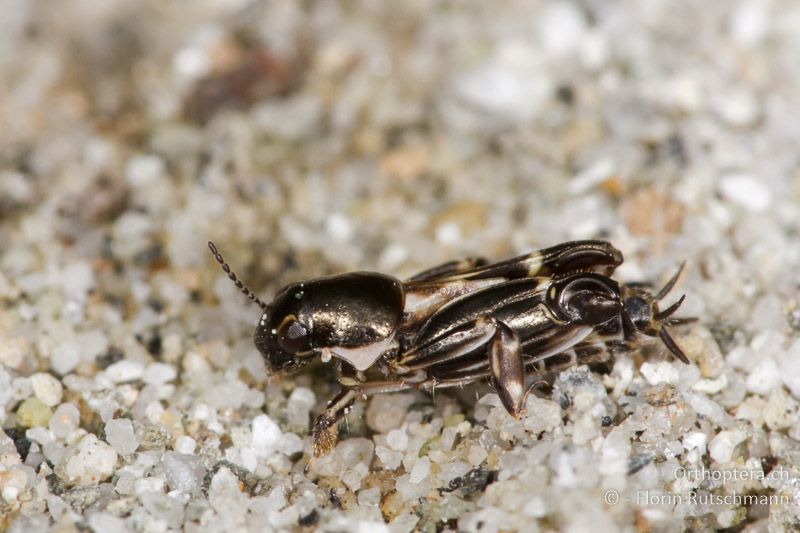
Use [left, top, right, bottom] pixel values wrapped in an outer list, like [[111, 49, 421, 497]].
[[208, 240, 694, 456]]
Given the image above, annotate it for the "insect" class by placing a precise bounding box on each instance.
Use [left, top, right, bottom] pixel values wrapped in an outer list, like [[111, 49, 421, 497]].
[[208, 240, 694, 456]]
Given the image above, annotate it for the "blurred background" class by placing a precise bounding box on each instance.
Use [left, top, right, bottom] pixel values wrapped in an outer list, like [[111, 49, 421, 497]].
[[2, 0, 800, 531]]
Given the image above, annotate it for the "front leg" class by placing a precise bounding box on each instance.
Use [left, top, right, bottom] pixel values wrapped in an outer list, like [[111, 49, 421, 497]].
[[312, 387, 358, 457], [312, 376, 417, 456]]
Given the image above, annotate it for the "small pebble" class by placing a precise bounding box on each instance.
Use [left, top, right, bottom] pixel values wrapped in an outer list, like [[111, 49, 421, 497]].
[[104, 419, 139, 456], [337, 438, 374, 469], [375, 445, 403, 470], [105, 361, 145, 383], [524, 398, 562, 433], [134, 476, 164, 495], [60, 261, 94, 301], [435, 222, 461, 245], [16, 398, 53, 428], [409, 457, 431, 484], [599, 428, 629, 477], [278, 433, 304, 456], [204, 380, 248, 409], [143, 363, 177, 385], [161, 333, 183, 362], [260, 486, 287, 513], [777, 339, 800, 399], [30, 373, 63, 407], [763, 391, 797, 430], [59, 434, 118, 486], [252, 414, 282, 449], [357, 521, 390, 533], [325, 213, 354, 243], [539, 1, 586, 54], [144, 401, 165, 423], [569, 158, 615, 195], [640, 362, 680, 386], [745, 359, 781, 395], [208, 466, 240, 502], [730, 0, 769, 45], [716, 509, 740, 529], [718, 174, 772, 213], [175, 435, 196, 455], [0, 369, 12, 407], [87, 512, 130, 533], [163, 451, 205, 494], [692, 374, 728, 395], [708, 430, 746, 463], [342, 462, 369, 491], [685, 393, 730, 426], [0, 336, 29, 370], [1, 469, 28, 503], [286, 387, 316, 428], [49, 403, 80, 438], [26, 427, 55, 446], [682, 432, 708, 453], [468, 445, 488, 466], [51, 341, 81, 376], [714, 88, 760, 127], [386, 429, 409, 451], [366, 394, 415, 433], [126, 154, 165, 188]]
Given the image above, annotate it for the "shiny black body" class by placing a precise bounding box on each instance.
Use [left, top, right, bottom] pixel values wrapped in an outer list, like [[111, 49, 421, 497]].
[[208, 240, 693, 457]]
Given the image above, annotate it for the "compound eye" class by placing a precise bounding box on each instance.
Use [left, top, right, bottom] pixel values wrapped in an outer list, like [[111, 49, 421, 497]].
[[276, 315, 310, 354]]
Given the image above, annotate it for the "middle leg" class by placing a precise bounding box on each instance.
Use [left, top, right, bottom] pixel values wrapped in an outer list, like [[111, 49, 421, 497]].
[[396, 316, 534, 418]]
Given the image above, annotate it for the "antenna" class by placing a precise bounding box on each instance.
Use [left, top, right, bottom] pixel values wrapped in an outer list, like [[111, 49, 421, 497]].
[[207, 241, 269, 312]]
